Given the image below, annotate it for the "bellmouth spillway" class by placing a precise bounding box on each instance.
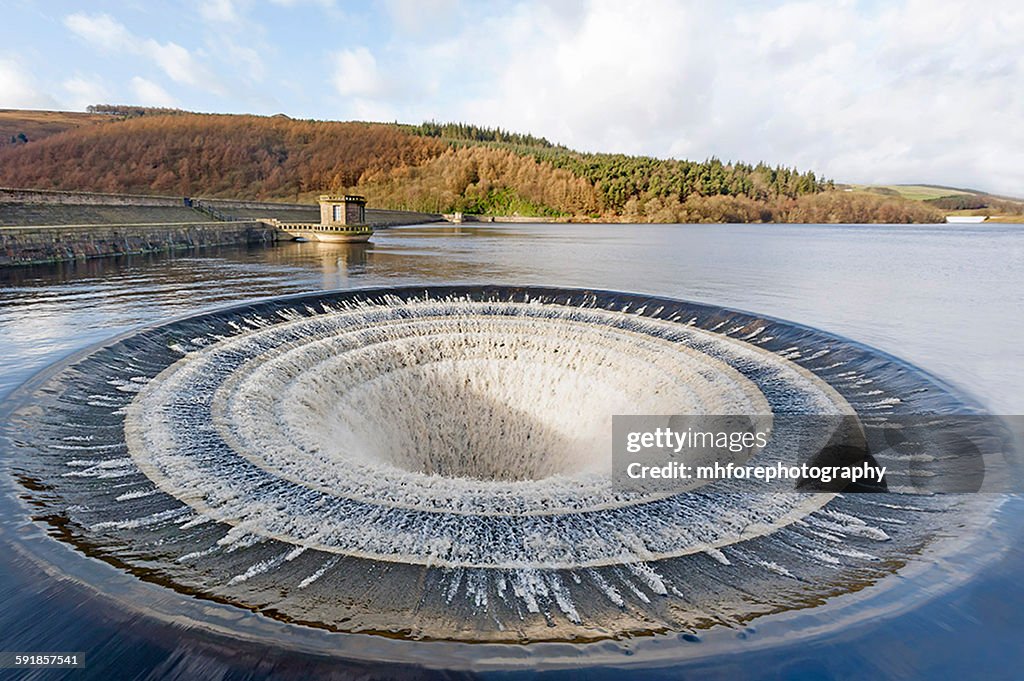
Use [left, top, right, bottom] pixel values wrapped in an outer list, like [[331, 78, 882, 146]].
[[0, 285, 1007, 643]]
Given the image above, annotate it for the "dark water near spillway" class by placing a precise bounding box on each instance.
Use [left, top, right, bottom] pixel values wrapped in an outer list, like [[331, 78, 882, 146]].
[[1, 222, 1023, 679]]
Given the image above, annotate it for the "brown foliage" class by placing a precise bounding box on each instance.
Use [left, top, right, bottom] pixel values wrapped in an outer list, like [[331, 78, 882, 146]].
[[355, 146, 602, 215], [0, 111, 949, 223], [616, 190, 944, 223], [0, 109, 109, 148], [778, 192, 945, 223], [0, 113, 445, 200]]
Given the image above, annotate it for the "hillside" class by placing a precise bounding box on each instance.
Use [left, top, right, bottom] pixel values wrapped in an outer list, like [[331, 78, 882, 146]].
[[846, 184, 1024, 221], [0, 109, 111, 149], [0, 108, 952, 223]]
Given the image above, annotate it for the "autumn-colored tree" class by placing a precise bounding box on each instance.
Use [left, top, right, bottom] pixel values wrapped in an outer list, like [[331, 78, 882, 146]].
[[0, 110, 950, 223]]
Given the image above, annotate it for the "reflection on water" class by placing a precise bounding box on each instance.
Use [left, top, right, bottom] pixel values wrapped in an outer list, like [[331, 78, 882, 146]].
[[2, 222, 1022, 411], [1, 222, 1023, 678], [13, 286, 991, 643]]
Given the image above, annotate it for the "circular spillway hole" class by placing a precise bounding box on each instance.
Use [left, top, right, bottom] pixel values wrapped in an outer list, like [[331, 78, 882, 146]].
[[324, 359, 620, 482], [263, 317, 769, 484], [5, 286, 1002, 644]]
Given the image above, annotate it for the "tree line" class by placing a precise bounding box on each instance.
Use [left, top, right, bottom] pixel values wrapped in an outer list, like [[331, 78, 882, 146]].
[[0, 110, 947, 222], [405, 121, 556, 148], [86, 104, 191, 118]]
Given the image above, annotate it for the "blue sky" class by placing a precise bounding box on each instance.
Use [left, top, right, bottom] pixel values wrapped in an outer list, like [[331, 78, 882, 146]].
[[1, 0, 1021, 195]]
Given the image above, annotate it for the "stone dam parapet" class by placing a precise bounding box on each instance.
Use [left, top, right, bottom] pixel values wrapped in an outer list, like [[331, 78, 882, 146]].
[[0, 187, 444, 266], [0, 221, 279, 266]]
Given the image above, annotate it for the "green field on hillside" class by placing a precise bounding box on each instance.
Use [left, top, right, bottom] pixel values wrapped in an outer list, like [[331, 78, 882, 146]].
[[850, 184, 972, 201]]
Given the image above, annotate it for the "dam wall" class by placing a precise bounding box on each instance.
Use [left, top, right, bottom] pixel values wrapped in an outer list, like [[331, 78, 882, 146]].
[[0, 187, 444, 227], [0, 187, 444, 266], [365, 208, 444, 227], [0, 221, 279, 267], [0, 202, 208, 227], [203, 200, 443, 226], [0, 187, 184, 207]]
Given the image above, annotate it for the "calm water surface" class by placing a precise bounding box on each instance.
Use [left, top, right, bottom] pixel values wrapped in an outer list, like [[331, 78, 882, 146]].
[[2, 222, 1022, 410], [1, 222, 1023, 679]]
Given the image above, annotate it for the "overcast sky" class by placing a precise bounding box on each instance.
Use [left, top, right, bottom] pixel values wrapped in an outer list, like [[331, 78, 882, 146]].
[[1, 0, 1021, 195]]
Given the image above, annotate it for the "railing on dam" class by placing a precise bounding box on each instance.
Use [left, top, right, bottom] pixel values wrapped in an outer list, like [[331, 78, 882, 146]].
[[186, 198, 250, 223], [271, 220, 374, 237]]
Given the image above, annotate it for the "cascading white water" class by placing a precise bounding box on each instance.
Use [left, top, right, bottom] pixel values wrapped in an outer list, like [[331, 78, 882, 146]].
[[124, 299, 858, 571], [2, 286, 999, 642]]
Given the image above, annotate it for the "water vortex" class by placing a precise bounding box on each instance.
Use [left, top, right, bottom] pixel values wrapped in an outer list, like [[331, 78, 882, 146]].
[[1, 285, 1001, 643]]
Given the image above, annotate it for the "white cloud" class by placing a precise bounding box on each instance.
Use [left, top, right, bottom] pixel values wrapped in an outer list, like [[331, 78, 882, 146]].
[[383, 0, 458, 33], [62, 76, 109, 110], [26, 1, 1023, 194], [131, 76, 177, 107], [64, 12, 221, 92], [188, 1, 270, 84], [456, 1, 715, 157], [408, 0, 1024, 195], [329, 47, 407, 121], [0, 57, 58, 109], [63, 13, 134, 50], [221, 39, 265, 82], [147, 41, 204, 86], [199, 0, 239, 23], [269, 0, 337, 9], [331, 47, 389, 98]]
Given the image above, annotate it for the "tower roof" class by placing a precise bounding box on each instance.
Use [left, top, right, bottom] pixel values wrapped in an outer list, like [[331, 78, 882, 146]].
[[319, 194, 366, 204]]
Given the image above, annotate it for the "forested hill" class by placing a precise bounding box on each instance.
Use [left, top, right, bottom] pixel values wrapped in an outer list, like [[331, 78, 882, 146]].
[[0, 108, 944, 223]]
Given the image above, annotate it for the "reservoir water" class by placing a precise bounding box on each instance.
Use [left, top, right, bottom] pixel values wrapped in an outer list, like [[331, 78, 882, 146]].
[[1, 222, 1022, 679]]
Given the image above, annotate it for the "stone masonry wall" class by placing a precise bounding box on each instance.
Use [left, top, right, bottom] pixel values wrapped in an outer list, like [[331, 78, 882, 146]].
[[0, 187, 184, 207], [0, 188, 444, 226], [0, 221, 280, 267]]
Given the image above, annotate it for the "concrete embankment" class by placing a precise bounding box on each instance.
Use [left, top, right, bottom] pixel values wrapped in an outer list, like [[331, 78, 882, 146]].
[[0, 221, 279, 266], [443, 213, 561, 224], [194, 198, 444, 227], [0, 187, 184, 208], [0, 187, 443, 266], [365, 208, 444, 227]]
